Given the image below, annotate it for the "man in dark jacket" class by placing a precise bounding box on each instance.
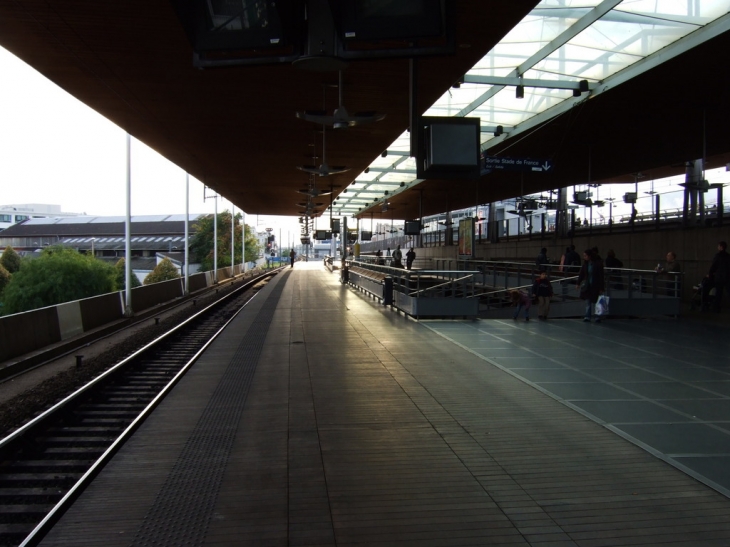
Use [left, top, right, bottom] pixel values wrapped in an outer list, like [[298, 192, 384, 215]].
[[564, 245, 581, 272], [703, 241, 730, 312]]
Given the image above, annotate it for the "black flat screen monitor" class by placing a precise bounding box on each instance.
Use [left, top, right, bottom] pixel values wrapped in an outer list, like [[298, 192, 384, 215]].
[[331, 0, 453, 59], [403, 221, 421, 235], [315, 230, 332, 240], [360, 231, 372, 241], [417, 116, 481, 181], [171, 0, 305, 66], [335, 0, 442, 42]]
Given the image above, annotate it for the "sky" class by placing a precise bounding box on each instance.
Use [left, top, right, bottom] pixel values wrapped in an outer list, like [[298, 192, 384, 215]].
[[0, 46, 301, 241]]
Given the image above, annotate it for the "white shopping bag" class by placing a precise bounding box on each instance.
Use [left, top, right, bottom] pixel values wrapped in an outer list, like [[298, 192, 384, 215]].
[[595, 295, 609, 316]]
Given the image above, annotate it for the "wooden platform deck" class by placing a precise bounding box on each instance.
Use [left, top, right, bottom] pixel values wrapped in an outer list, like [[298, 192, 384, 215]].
[[40, 261, 730, 546]]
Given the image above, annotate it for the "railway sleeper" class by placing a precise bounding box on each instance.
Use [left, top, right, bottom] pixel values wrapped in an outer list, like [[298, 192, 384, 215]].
[[75, 403, 148, 412], [38, 436, 115, 447], [0, 472, 82, 489], [2, 460, 93, 473], [0, 487, 65, 503], [0, 503, 57, 521], [40, 446, 106, 458]]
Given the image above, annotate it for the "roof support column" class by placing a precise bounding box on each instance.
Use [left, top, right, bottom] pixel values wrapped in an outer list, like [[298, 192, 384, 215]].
[[409, 59, 419, 158], [184, 173, 189, 294], [556, 187, 569, 238], [488, 202, 497, 244], [124, 133, 133, 317]]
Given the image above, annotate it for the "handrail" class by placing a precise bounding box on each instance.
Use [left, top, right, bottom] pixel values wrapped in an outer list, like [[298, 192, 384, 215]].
[[408, 274, 473, 297], [475, 275, 580, 299]]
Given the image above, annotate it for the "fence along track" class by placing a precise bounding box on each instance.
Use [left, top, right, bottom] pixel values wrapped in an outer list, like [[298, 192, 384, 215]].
[[0, 271, 277, 547]]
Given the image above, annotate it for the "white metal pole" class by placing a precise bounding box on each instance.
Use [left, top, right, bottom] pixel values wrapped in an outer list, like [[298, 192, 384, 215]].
[[124, 133, 132, 316], [184, 173, 189, 294], [243, 215, 247, 271], [231, 203, 235, 275], [214, 194, 218, 283]]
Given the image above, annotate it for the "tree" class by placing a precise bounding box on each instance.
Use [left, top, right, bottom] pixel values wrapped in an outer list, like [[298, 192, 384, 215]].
[[0, 246, 21, 274], [190, 211, 262, 272], [144, 257, 181, 285], [0, 262, 10, 297], [1, 245, 116, 315], [114, 258, 141, 290]]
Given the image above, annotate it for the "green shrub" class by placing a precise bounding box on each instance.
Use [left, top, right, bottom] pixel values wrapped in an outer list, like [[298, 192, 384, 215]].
[[144, 257, 181, 285], [1, 245, 116, 315], [0, 246, 21, 274]]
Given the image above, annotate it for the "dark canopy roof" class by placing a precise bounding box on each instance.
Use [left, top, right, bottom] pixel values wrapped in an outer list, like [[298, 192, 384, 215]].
[[1, 2, 728, 222]]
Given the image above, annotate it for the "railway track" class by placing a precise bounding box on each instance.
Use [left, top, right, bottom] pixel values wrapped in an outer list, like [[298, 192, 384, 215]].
[[0, 270, 278, 547]]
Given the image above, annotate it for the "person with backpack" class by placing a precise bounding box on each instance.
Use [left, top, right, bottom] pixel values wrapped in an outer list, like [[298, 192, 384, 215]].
[[702, 241, 730, 312]]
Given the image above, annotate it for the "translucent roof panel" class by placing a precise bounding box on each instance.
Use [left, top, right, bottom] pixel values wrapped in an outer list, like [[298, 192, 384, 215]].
[[340, 0, 730, 218], [23, 217, 59, 225], [57, 216, 94, 224]]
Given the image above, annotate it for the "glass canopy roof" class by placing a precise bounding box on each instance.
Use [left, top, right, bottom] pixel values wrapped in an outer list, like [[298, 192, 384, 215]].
[[328, 0, 730, 219]]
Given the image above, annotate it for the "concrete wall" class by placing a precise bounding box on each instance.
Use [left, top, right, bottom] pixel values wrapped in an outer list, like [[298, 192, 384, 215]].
[[0, 270, 230, 364]]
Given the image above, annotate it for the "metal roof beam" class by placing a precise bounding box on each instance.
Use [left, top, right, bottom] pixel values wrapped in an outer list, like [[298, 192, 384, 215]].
[[465, 75, 594, 92]]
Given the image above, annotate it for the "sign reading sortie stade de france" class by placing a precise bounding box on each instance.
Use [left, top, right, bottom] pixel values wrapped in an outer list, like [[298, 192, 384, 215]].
[[483, 155, 553, 173]]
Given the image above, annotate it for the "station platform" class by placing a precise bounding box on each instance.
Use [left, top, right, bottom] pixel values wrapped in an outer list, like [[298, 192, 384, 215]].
[[41, 261, 730, 546]]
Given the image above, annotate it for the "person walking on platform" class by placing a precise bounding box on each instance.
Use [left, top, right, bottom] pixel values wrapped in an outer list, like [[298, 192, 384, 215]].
[[392, 245, 403, 268], [702, 241, 730, 312], [605, 249, 624, 290], [289, 249, 296, 268], [560, 245, 581, 273], [532, 271, 554, 320], [576, 248, 605, 322], [536, 247, 549, 272], [406, 248, 416, 270], [510, 290, 531, 322]]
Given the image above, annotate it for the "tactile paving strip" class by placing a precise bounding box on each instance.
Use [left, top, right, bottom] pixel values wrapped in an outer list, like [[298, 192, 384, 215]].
[[130, 272, 289, 546]]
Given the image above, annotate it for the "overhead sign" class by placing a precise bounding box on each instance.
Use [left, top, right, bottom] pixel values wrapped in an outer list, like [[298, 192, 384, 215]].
[[484, 156, 553, 173]]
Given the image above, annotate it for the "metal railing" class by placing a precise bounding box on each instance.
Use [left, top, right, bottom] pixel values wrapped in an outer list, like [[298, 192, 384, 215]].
[[344, 259, 479, 317], [343, 257, 682, 318], [449, 260, 683, 316]]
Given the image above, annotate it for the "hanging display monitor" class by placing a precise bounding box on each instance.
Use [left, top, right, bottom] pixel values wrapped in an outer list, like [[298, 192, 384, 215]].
[[331, 0, 454, 60], [416, 116, 481, 181], [403, 221, 421, 235], [360, 230, 372, 241]]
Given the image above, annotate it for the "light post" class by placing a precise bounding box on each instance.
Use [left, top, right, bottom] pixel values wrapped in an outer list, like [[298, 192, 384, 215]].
[[204, 187, 218, 283], [231, 204, 235, 275]]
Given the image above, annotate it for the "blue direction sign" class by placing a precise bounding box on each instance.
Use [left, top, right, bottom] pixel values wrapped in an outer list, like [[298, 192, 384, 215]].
[[484, 156, 553, 173]]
